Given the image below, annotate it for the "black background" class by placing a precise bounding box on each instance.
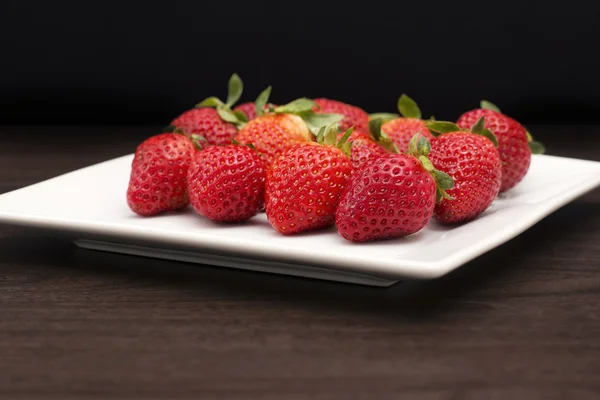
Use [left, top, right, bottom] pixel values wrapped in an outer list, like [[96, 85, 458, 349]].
[[1, 0, 599, 127]]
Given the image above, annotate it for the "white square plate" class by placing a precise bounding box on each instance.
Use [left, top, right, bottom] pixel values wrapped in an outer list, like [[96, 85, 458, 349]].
[[1, 154, 599, 287]]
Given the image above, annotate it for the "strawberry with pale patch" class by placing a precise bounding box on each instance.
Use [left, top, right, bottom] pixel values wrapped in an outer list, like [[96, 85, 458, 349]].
[[456, 100, 544, 192], [426, 117, 502, 224], [369, 94, 435, 153], [187, 144, 267, 222], [169, 73, 247, 146], [314, 98, 369, 133], [235, 88, 343, 165], [335, 134, 453, 243], [127, 133, 197, 216], [265, 125, 354, 235]]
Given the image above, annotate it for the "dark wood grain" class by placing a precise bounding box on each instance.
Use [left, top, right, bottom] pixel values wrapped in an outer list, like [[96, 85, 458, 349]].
[[1, 126, 600, 400]]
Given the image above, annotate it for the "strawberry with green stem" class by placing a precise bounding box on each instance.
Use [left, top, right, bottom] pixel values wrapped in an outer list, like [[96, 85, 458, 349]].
[[313, 98, 369, 133], [168, 73, 247, 146], [235, 88, 344, 165], [335, 134, 454, 243], [368, 94, 435, 153], [456, 100, 544, 192], [265, 124, 354, 235], [426, 117, 502, 224]]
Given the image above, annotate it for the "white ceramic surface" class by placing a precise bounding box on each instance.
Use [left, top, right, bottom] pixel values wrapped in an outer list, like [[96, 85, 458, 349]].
[[0, 154, 599, 286]]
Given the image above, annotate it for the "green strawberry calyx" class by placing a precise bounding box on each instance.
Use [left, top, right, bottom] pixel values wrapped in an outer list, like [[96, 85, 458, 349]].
[[397, 94, 422, 119], [367, 93, 425, 123], [368, 118, 400, 153], [480, 100, 501, 112], [407, 134, 454, 203], [195, 73, 247, 129], [315, 124, 354, 157], [162, 126, 208, 150], [272, 98, 344, 136], [253, 86, 273, 118], [426, 117, 499, 147]]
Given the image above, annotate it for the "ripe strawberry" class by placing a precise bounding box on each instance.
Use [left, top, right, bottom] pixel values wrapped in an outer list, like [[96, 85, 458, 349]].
[[314, 98, 369, 132], [169, 73, 246, 146], [265, 126, 354, 234], [235, 94, 343, 165], [426, 118, 502, 224], [187, 144, 267, 222], [335, 135, 453, 242], [340, 129, 388, 169], [127, 133, 196, 216], [370, 94, 435, 153], [456, 100, 544, 192]]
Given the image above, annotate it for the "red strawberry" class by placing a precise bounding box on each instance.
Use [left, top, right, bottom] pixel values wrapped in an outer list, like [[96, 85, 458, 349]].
[[371, 94, 435, 153], [169, 73, 246, 146], [187, 144, 266, 222], [235, 96, 343, 165], [456, 100, 544, 192], [314, 98, 369, 133], [339, 129, 388, 169], [127, 133, 196, 216], [335, 135, 453, 242], [265, 126, 354, 234], [170, 108, 238, 146], [427, 118, 502, 224]]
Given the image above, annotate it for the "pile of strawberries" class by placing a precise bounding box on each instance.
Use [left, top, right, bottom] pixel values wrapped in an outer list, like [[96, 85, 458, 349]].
[[127, 74, 544, 243]]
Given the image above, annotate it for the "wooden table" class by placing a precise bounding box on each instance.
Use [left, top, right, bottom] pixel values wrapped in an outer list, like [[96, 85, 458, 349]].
[[1, 126, 599, 399]]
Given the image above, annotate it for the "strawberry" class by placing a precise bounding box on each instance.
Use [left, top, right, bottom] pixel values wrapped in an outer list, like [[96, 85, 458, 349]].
[[169, 73, 247, 146], [265, 126, 354, 234], [187, 144, 267, 222], [369, 94, 435, 153], [127, 133, 196, 216], [340, 129, 388, 169], [426, 118, 502, 224], [314, 98, 369, 133], [235, 91, 343, 165], [335, 135, 453, 243], [456, 100, 544, 192]]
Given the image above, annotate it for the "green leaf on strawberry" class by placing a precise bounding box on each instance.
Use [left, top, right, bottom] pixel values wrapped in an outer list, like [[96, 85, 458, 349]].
[[254, 86, 272, 117], [368, 118, 400, 154], [368, 113, 399, 123], [194, 73, 247, 128], [225, 73, 243, 108], [425, 121, 461, 136], [407, 133, 454, 202], [398, 94, 422, 119], [480, 100, 501, 112]]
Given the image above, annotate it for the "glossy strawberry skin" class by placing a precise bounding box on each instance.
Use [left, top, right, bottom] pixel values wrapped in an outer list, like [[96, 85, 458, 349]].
[[457, 108, 530, 192], [187, 145, 266, 222], [171, 108, 238, 146], [381, 118, 435, 153], [127, 133, 195, 216], [265, 143, 353, 235], [233, 102, 275, 121], [314, 98, 369, 133], [429, 132, 502, 224], [335, 154, 436, 242], [340, 130, 388, 169], [235, 114, 312, 166]]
